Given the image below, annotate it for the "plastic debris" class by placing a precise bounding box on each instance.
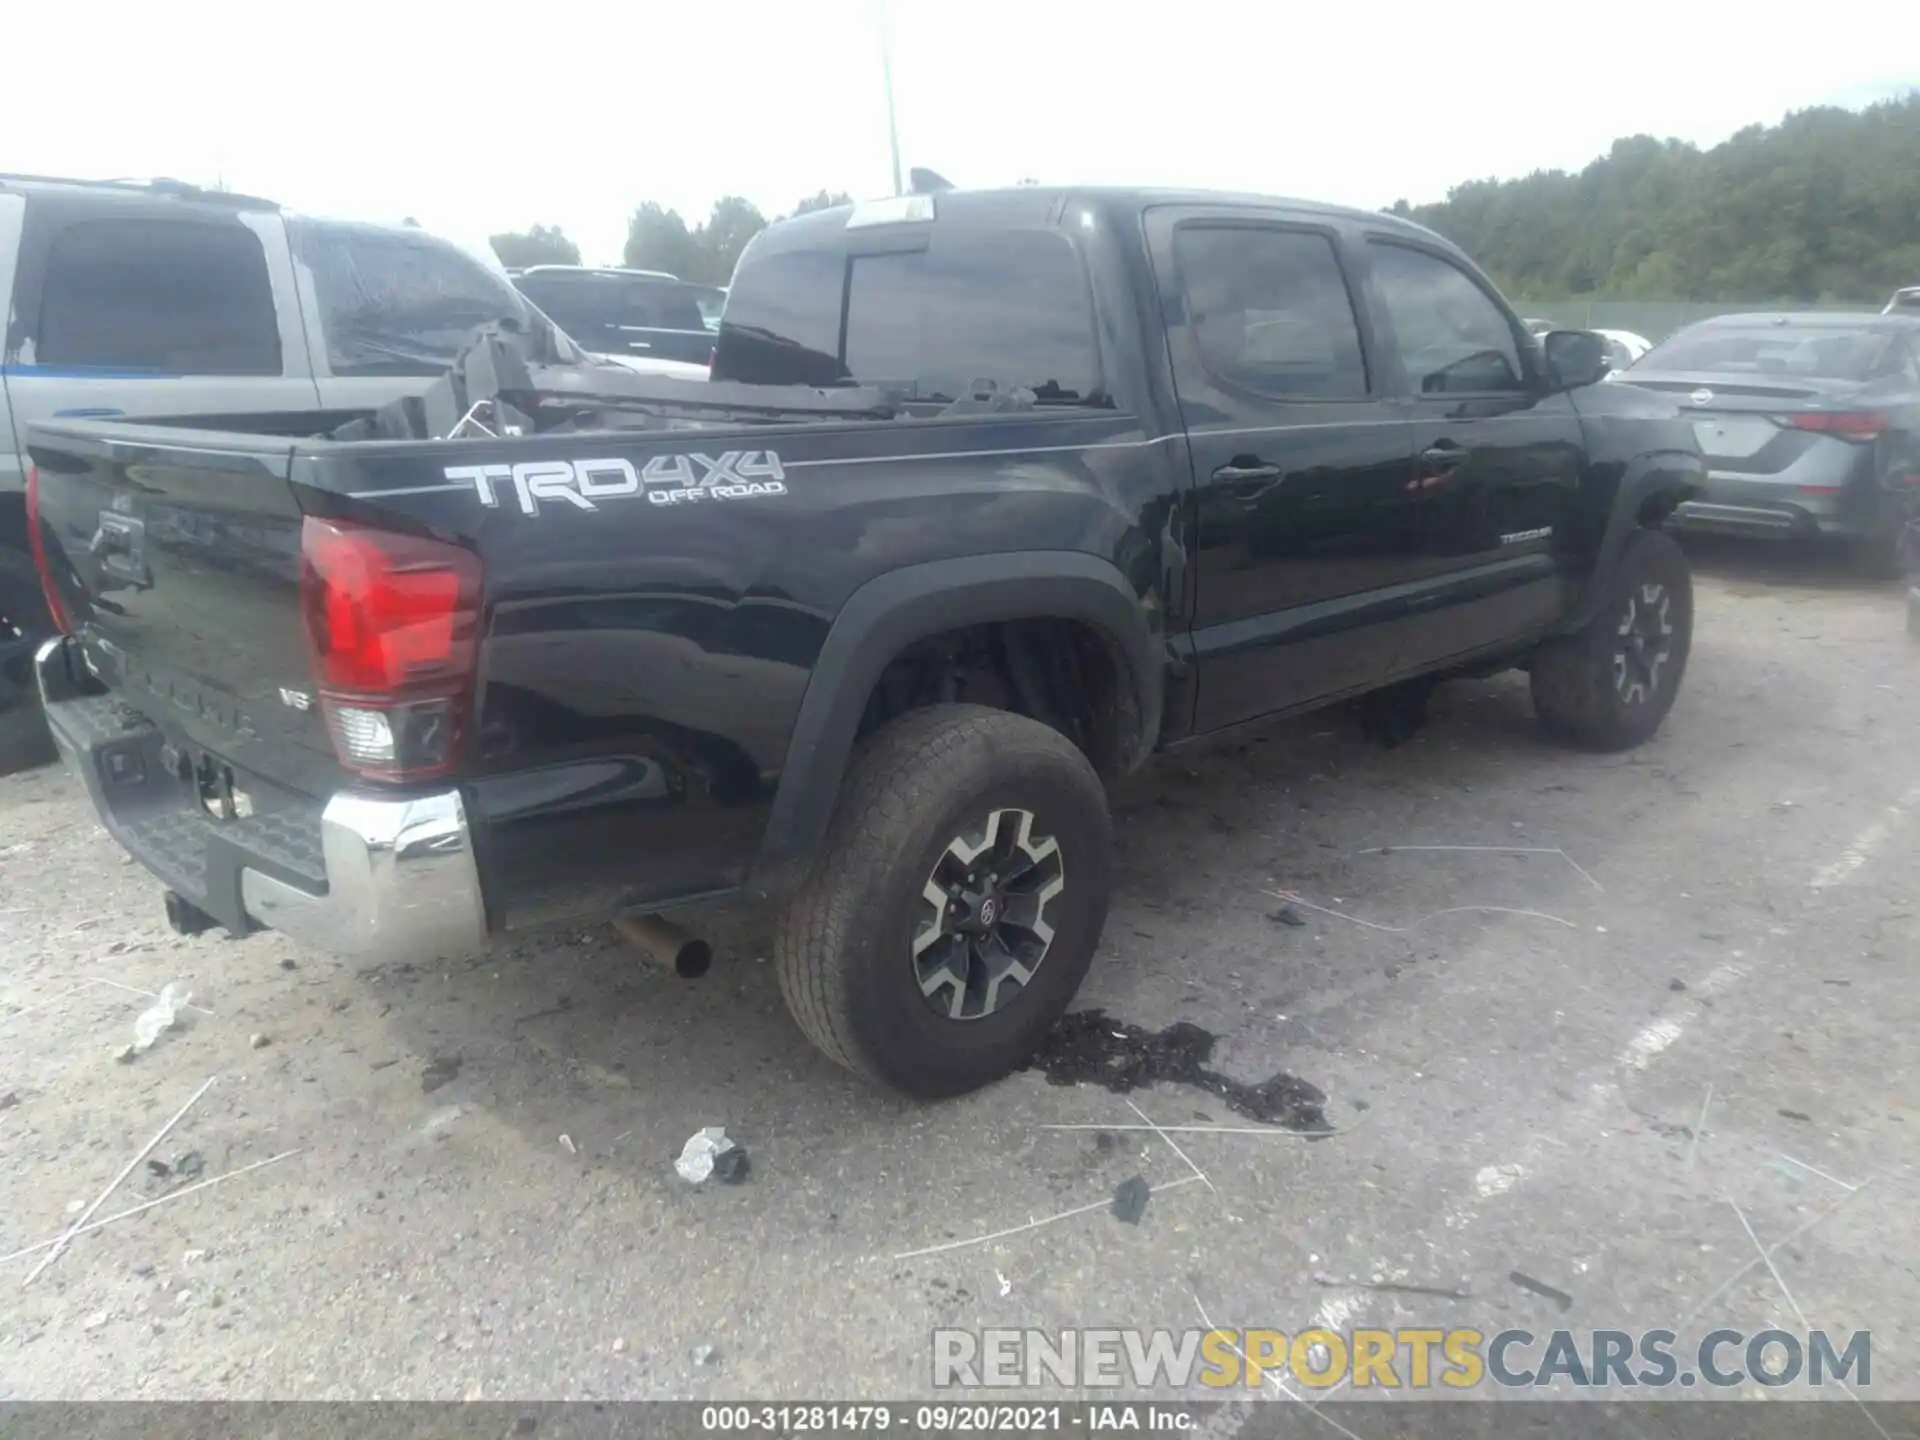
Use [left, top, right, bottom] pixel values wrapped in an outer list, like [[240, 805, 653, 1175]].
[[1270, 906, 1309, 928], [127, 982, 193, 1056], [559, 1134, 577, 1155], [675, 1127, 749, 1184], [250, 1033, 271, 1049], [691, 1343, 719, 1367], [174, 1152, 205, 1181], [1508, 1270, 1573, 1312], [1111, 1175, 1150, 1225]]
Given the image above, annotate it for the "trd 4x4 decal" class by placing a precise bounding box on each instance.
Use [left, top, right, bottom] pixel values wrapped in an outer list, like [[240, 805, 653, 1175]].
[[443, 450, 787, 516]]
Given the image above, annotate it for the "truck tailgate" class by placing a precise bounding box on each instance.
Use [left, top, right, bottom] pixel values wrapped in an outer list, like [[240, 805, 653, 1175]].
[[28, 421, 341, 800]]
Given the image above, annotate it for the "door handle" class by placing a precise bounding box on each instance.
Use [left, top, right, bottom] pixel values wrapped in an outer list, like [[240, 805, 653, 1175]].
[[1213, 460, 1284, 500], [1214, 462, 1282, 483], [1419, 442, 1468, 470]]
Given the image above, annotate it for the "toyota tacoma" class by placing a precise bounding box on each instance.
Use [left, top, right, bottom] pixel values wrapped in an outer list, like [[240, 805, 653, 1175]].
[[26, 186, 1703, 1096]]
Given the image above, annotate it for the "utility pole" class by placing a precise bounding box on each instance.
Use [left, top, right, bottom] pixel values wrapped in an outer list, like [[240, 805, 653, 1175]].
[[878, 0, 903, 194]]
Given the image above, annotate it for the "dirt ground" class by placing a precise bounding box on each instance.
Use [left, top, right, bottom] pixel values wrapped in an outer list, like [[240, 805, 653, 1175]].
[[2, 536, 1916, 1407]]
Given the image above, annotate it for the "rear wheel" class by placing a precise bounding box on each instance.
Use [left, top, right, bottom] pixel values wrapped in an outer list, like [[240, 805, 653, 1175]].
[[775, 704, 1112, 1097], [1531, 528, 1693, 751]]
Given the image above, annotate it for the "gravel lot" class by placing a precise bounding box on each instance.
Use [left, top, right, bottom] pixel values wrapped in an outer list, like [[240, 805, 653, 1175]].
[[2, 537, 1916, 1404]]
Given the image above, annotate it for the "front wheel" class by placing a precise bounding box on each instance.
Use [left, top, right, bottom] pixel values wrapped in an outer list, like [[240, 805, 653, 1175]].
[[1531, 528, 1693, 752], [775, 704, 1113, 1097]]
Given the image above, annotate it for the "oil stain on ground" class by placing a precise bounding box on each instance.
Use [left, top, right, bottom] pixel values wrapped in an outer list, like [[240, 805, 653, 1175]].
[[1021, 1009, 1331, 1133]]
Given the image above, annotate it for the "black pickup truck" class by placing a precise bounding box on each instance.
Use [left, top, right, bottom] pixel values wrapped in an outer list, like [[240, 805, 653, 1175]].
[[25, 186, 1703, 1096]]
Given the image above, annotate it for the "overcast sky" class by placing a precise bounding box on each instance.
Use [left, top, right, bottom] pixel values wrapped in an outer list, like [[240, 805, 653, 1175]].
[[8, 1, 1914, 267]]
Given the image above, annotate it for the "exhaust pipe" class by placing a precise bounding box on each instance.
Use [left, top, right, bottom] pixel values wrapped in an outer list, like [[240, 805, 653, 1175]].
[[612, 914, 712, 978]]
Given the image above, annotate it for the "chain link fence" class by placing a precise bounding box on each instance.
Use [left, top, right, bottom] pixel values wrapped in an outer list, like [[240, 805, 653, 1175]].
[[1514, 300, 1881, 343]]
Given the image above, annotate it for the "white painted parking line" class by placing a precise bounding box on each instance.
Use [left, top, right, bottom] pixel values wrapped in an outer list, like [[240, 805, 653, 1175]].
[[1811, 784, 1920, 888]]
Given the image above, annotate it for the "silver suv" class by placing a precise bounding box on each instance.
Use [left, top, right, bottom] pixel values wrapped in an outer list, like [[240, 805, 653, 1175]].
[[0, 173, 582, 771]]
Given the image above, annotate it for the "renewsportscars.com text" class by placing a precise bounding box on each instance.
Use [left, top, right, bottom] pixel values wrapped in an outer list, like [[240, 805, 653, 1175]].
[[933, 1326, 1872, 1391]]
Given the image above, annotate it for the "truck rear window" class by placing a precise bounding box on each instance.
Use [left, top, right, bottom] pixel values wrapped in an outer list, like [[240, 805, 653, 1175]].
[[1641, 325, 1894, 382], [714, 229, 1104, 405]]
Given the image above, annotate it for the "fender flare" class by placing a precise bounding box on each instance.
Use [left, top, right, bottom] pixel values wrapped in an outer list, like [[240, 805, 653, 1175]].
[[1560, 449, 1702, 633], [748, 551, 1162, 897]]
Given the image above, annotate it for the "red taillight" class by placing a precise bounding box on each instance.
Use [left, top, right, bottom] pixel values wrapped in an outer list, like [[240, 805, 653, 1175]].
[[24, 466, 72, 634], [299, 516, 481, 782], [1775, 411, 1890, 440]]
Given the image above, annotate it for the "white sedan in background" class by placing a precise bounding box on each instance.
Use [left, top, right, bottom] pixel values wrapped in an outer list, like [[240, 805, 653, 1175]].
[[1523, 319, 1650, 377]]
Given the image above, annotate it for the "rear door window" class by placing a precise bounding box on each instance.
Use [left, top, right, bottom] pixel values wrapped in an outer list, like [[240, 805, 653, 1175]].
[[34, 219, 281, 375], [297, 223, 530, 377], [1170, 225, 1369, 399], [1366, 242, 1527, 395], [717, 230, 1104, 404]]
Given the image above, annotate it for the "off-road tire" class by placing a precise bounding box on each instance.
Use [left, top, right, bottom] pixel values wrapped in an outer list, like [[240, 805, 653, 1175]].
[[1531, 527, 1692, 752], [775, 704, 1113, 1097]]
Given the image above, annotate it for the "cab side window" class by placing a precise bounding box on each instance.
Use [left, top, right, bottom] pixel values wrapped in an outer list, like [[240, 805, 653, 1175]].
[[1367, 242, 1526, 395], [1172, 225, 1369, 400]]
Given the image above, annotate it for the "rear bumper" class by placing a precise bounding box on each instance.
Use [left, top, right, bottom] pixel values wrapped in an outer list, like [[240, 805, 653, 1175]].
[[35, 637, 488, 965]]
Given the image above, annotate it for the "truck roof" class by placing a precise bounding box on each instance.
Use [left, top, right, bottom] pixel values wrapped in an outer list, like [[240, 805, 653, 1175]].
[[0, 171, 280, 212], [756, 184, 1451, 252]]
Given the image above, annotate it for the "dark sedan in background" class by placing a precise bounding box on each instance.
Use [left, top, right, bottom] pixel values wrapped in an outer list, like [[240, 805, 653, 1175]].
[[1620, 313, 1920, 573]]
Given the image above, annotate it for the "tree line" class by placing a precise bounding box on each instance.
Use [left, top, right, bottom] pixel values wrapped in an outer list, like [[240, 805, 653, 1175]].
[[1389, 93, 1920, 303], [492, 93, 1920, 303], [490, 191, 852, 281]]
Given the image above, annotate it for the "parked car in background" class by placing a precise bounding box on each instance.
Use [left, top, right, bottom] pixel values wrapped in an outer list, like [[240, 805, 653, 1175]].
[[511, 266, 718, 367], [27, 185, 1701, 1095], [1528, 316, 1651, 374], [1524, 318, 1649, 375], [1886, 287, 1920, 316], [1593, 327, 1652, 369], [689, 283, 727, 331], [1618, 312, 1920, 572], [0, 173, 588, 773]]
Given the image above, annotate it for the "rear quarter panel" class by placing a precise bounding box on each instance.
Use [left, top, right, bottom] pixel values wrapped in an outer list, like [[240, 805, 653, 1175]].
[[319, 410, 1182, 928]]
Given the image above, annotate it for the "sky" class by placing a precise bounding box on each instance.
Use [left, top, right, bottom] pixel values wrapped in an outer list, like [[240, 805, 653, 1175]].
[[7, 0, 1915, 268]]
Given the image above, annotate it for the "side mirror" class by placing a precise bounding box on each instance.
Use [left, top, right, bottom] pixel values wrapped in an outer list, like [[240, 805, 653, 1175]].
[[1543, 329, 1610, 391]]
